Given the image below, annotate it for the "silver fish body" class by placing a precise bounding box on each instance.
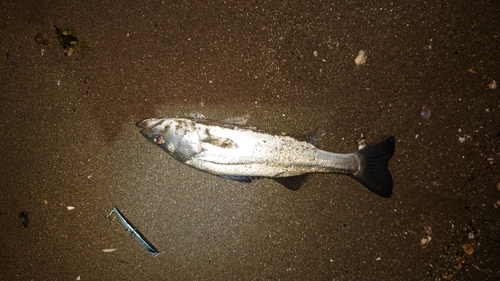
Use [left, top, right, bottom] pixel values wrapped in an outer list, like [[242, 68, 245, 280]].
[[136, 117, 395, 197]]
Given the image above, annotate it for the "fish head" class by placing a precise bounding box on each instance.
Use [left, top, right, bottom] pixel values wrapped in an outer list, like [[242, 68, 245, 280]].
[[136, 118, 202, 162]]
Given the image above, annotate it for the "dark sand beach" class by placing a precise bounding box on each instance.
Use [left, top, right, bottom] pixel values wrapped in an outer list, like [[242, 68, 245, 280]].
[[1, 1, 499, 280]]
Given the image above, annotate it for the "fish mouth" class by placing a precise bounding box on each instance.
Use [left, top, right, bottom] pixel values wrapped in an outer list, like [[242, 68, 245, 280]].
[[135, 119, 148, 129]]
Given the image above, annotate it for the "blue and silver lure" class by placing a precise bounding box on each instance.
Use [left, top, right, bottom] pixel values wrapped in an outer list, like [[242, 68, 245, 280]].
[[106, 207, 159, 257]]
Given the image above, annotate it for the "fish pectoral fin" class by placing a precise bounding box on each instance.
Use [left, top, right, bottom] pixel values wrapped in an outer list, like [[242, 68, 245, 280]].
[[203, 135, 239, 149], [272, 174, 310, 191], [219, 175, 256, 182]]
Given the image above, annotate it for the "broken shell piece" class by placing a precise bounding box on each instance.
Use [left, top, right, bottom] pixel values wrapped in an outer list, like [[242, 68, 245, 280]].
[[102, 248, 117, 253], [455, 255, 466, 269], [424, 226, 433, 236], [354, 50, 367, 66], [488, 80, 497, 90], [67, 206, 75, 210], [357, 134, 367, 150], [441, 274, 453, 280], [420, 236, 431, 249]]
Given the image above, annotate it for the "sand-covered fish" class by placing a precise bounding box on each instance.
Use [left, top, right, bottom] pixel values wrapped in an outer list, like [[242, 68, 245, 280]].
[[136, 117, 395, 197]]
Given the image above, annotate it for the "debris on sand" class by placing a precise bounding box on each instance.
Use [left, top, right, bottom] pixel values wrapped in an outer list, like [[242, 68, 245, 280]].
[[19, 211, 29, 228], [54, 25, 91, 57], [420, 226, 433, 249], [420, 105, 431, 120], [5, 53, 19, 67], [461, 243, 474, 255], [488, 80, 497, 90], [354, 50, 367, 66], [102, 248, 117, 253], [34, 32, 50, 45]]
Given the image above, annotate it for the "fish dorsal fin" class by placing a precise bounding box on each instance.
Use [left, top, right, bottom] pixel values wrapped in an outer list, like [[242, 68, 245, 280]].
[[272, 174, 310, 191]]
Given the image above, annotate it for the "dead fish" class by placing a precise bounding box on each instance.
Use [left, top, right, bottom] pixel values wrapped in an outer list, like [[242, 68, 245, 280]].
[[136, 117, 395, 197]]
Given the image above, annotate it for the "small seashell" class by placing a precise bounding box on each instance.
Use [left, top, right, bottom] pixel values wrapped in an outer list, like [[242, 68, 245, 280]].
[[67, 206, 75, 210]]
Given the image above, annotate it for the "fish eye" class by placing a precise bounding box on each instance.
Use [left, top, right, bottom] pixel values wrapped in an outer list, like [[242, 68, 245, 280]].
[[153, 135, 165, 145]]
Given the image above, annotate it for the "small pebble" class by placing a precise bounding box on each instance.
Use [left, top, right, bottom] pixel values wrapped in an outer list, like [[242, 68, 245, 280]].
[[420, 105, 431, 119], [462, 243, 474, 255]]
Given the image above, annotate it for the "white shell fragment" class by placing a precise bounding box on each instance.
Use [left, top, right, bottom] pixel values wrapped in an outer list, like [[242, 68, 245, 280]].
[[67, 206, 75, 210], [354, 50, 367, 66], [102, 248, 117, 253]]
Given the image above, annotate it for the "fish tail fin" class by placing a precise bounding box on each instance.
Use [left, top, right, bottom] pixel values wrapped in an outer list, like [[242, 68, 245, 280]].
[[352, 136, 395, 197]]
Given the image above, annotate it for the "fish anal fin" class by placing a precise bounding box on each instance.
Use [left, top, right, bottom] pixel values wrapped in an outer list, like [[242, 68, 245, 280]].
[[272, 174, 310, 191]]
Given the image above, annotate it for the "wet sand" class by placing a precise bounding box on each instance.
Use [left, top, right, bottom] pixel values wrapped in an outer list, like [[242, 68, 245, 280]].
[[1, 0, 499, 280]]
